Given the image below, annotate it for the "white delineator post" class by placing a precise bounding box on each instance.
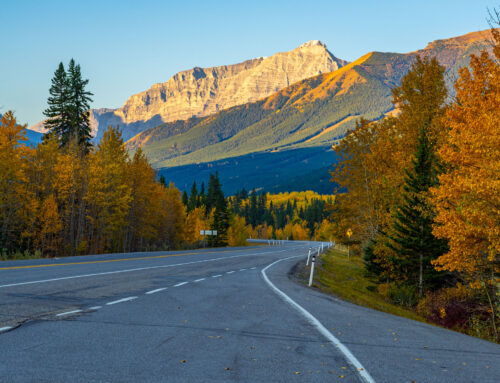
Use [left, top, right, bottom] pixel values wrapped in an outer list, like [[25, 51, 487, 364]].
[[306, 248, 311, 266], [308, 254, 316, 287]]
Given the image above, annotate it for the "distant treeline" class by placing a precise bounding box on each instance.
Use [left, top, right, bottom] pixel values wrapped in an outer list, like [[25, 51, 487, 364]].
[[182, 183, 335, 241]]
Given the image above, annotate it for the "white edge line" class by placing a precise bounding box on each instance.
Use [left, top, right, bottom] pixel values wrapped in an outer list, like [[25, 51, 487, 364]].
[[145, 288, 167, 295], [0, 249, 289, 289], [212, 274, 222, 278], [0, 326, 13, 332], [56, 309, 83, 317], [174, 281, 188, 287], [239, 269, 247, 271], [261, 256, 375, 383], [226, 271, 235, 274], [194, 278, 206, 282], [106, 296, 137, 305], [89, 306, 102, 310]]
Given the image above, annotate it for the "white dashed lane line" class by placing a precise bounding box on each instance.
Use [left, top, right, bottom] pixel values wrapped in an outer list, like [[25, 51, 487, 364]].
[[78, 267, 256, 318], [106, 296, 137, 305], [1, 264, 268, 333], [145, 288, 167, 295], [56, 309, 83, 317]]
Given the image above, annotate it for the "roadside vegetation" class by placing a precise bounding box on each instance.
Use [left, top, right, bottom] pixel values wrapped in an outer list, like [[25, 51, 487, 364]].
[[314, 248, 424, 322], [327, 19, 500, 342]]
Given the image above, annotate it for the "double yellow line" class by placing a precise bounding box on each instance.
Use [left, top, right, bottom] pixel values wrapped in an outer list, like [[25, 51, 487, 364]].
[[0, 248, 250, 270]]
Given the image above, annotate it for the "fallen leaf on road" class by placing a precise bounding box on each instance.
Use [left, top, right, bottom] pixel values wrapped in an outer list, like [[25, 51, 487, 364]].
[[225, 367, 231, 370], [294, 371, 300, 375], [341, 367, 347, 370], [394, 338, 398, 341], [180, 360, 186, 363]]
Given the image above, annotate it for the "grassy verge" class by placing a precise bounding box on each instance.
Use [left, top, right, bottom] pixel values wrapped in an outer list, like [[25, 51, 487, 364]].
[[314, 248, 425, 322]]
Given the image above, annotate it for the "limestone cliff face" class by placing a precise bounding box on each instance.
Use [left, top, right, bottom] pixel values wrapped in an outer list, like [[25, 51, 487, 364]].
[[115, 41, 345, 128], [31, 41, 345, 141]]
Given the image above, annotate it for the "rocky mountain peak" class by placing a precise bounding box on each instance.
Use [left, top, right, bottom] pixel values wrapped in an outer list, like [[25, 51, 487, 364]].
[[299, 40, 326, 48]]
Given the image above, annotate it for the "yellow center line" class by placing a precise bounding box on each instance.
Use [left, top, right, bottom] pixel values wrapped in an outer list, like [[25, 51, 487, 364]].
[[0, 248, 251, 270]]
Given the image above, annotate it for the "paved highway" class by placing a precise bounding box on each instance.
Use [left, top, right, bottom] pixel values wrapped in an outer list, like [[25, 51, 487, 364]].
[[0, 242, 498, 382]]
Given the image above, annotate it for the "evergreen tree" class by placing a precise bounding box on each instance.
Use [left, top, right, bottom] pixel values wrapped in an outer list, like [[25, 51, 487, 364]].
[[182, 190, 189, 207], [206, 172, 229, 247], [188, 181, 198, 211], [44, 59, 93, 149], [67, 59, 93, 150], [43, 62, 71, 144], [158, 174, 167, 187], [386, 125, 448, 296], [199, 181, 206, 208]]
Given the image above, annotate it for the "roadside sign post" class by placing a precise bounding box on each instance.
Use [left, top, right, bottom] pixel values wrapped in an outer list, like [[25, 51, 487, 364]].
[[200, 230, 218, 247], [306, 248, 311, 266], [346, 229, 353, 260], [308, 254, 316, 287]]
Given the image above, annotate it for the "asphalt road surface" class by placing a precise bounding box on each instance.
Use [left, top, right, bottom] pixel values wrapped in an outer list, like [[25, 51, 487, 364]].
[[0, 241, 498, 382]]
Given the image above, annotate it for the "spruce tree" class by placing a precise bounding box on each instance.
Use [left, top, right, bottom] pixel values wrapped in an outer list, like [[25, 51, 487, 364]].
[[43, 62, 71, 144], [386, 124, 448, 296], [159, 174, 167, 187], [44, 59, 93, 149], [207, 172, 229, 247], [188, 181, 198, 211], [67, 59, 93, 150], [182, 190, 189, 207], [199, 182, 205, 207]]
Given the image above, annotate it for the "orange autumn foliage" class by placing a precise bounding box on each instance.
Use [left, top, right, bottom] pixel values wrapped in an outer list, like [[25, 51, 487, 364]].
[[431, 45, 500, 283]]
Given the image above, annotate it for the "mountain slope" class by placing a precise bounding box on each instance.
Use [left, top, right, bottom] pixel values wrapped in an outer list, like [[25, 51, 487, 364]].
[[129, 29, 493, 193], [30, 41, 346, 141]]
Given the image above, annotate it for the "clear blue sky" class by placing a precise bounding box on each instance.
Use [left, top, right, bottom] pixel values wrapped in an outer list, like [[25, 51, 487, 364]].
[[1, 0, 496, 126]]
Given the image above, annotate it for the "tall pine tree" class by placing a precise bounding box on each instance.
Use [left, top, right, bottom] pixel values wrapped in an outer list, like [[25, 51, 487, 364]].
[[206, 173, 229, 247], [67, 59, 93, 150], [386, 124, 448, 296], [44, 59, 93, 149], [43, 62, 71, 144]]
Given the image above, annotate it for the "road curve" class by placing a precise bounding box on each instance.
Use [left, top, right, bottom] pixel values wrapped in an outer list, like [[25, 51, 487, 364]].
[[0, 242, 498, 382]]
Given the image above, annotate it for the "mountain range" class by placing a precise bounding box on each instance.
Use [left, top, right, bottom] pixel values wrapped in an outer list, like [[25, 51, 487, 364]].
[[30, 30, 494, 194], [31, 40, 346, 141]]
